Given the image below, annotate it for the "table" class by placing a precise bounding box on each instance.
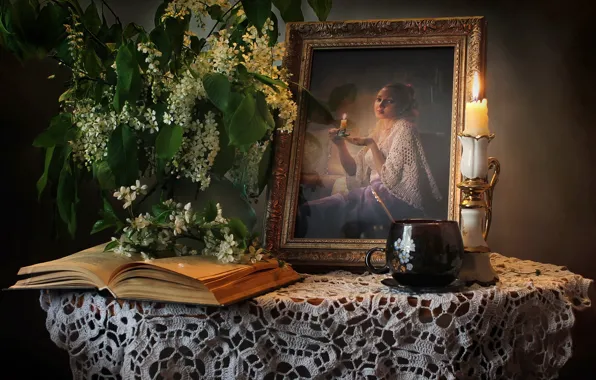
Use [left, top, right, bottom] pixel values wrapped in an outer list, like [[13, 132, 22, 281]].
[[41, 253, 592, 380]]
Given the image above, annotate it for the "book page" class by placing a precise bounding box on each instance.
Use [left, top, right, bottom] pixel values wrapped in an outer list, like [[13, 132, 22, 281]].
[[125, 255, 276, 282], [17, 243, 137, 288]]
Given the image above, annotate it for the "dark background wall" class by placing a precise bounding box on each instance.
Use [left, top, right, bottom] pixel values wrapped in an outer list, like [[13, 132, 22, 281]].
[[1, 0, 595, 378]]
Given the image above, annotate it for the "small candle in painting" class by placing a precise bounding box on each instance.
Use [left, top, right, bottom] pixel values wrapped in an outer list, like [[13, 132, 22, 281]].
[[337, 113, 349, 137], [464, 73, 490, 136], [340, 113, 348, 130]]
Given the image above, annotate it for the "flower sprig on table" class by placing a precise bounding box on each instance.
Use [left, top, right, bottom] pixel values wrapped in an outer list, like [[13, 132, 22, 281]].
[[101, 180, 266, 264]]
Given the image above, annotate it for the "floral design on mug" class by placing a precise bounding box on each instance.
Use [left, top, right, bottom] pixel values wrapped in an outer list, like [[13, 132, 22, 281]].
[[393, 236, 416, 272]]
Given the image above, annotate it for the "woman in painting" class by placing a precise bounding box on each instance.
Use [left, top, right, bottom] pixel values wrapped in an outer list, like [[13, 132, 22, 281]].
[[295, 83, 442, 239]]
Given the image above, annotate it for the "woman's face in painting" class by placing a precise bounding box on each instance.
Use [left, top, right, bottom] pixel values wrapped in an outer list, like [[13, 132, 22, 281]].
[[374, 87, 398, 120]]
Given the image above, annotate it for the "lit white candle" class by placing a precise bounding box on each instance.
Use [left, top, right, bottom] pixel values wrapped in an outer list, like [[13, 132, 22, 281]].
[[464, 73, 489, 136], [340, 113, 348, 130]]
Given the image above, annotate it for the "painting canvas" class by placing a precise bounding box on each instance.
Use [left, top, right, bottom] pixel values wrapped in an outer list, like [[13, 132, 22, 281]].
[[294, 47, 454, 240], [265, 18, 486, 270]]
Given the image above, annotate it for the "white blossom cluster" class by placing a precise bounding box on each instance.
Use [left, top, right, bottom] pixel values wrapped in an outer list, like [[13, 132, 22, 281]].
[[137, 42, 162, 75], [172, 111, 220, 189], [206, 20, 297, 132], [70, 99, 117, 165], [106, 187, 264, 263], [164, 68, 207, 127], [201, 203, 241, 263], [242, 22, 296, 133], [64, 18, 84, 77], [70, 97, 148, 166], [137, 42, 163, 103], [205, 28, 241, 78], [163, 0, 233, 27], [114, 180, 148, 209]]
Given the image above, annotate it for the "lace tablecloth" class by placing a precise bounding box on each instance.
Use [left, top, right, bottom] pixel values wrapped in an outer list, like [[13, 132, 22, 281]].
[[40, 253, 592, 380]]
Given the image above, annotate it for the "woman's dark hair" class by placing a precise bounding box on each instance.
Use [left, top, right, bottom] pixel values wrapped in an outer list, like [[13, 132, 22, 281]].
[[383, 83, 418, 118]]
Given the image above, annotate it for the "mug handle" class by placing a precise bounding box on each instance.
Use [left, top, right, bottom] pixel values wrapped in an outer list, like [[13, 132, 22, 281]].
[[365, 247, 389, 274]]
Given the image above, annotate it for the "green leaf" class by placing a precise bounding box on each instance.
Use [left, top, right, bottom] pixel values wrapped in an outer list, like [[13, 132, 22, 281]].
[[91, 219, 115, 234], [107, 22, 123, 47], [61, 0, 84, 16], [241, 0, 271, 30], [228, 217, 249, 240], [154, 1, 168, 26], [11, 0, 37, 41], [272, 0, 304, 22], [203, 201, 218, 223], [228, 19, 249, 47], [33, 113, 73, 147], [268, 11, 278, 46], [207, 5, 224, 21], [152, 203, 171, 223], [211, 116, 236, 176], [155, 124, 183, 160], [257, 142, 273, 194], [57, 162, 77, 238], [155, 157, 167, 182], [203, 73, 230, 112], [152, 202, 169, 216], [93, 82, 105, 104], [251, 72, 287, 92], [36, 146, 55, 200], [104, 239, 119, 251], [228, 94, 268, 146], [256, 91, 274, 128], [124, 22, 143, 39], [36, 3, 67, 50], [55, 38, 74, 65], [107, 124, 139, 186], [91, 197, 122, 234], [83, 2, 101, 35], [164, 15, 187, 59], [92, 161, 116, 190], [303, 87, 335, 124], [113, 41, 142, 112], [0, 1, 12, 36], [149, 25, 171, 69], [189, 36, 205, 55], [83, 46, 102, 78], [307, 0, 332, 21]]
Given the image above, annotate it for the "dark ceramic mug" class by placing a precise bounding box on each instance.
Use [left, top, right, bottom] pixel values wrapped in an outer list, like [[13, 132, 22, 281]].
[[365, 219, 464, 287]]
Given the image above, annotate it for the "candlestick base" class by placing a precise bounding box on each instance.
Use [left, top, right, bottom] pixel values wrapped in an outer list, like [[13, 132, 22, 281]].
[[337, 130, 350, 137], [459, 252, 498, 285]]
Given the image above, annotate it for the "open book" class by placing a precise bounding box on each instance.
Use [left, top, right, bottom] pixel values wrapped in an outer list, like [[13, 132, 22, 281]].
[[9, 244, 302, 306]]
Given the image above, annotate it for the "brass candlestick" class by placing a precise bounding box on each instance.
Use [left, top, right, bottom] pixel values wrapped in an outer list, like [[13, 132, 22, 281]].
[[457, 133, 501, 285]]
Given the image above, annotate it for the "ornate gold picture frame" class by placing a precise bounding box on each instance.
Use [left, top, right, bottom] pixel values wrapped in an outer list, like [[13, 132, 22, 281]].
[[265, 17, 486, 270]]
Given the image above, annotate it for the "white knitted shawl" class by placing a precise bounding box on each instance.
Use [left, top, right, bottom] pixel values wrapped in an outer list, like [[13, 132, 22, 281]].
[[346, 119, 442, 211]]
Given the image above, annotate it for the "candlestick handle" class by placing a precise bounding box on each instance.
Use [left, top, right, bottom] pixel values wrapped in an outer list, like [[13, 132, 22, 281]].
[[482, 157, 501, 240]]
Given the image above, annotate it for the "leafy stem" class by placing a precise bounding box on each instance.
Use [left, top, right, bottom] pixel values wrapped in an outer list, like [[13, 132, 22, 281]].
[[100, 0, 122, 26], [50, 55, 111, 85], [80, 23, 109, 50], [205, 0, 241, 40]]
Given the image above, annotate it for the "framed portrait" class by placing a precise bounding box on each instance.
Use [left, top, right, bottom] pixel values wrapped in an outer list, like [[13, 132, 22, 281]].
[[265, 17, 486, 270]]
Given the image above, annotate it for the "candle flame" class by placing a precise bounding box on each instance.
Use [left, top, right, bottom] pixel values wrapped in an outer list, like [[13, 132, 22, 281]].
[[342, 113, 347, 120], [472, 72, 480, 101]]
